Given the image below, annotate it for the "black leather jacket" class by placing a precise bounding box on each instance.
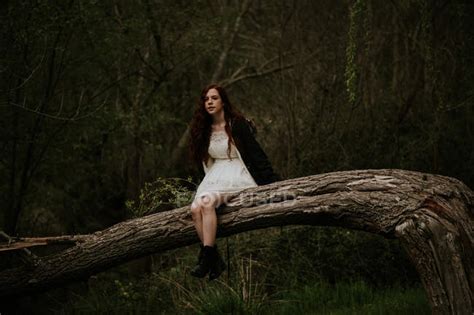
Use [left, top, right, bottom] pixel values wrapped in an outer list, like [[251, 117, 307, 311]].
[[203, 117, 280, 185]]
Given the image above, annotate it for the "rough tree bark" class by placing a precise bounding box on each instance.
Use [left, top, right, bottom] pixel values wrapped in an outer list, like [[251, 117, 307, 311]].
[[0, 169, 472, 314]]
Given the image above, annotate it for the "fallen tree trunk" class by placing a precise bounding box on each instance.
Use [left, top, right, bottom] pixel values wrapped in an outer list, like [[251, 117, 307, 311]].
[[0, 169, 472, 314]]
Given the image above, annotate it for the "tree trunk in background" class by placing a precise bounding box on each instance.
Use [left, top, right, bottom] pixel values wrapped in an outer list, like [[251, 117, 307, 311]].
[[0, 169, 472, 314], [3, 28, 64, 235], [4, 77, 21, 236]]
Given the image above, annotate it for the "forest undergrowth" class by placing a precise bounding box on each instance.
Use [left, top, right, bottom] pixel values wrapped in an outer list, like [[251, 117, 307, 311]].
[[17, 226, 430, 315]]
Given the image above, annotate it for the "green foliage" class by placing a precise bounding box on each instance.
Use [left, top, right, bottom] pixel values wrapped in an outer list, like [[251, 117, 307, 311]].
[[126, 177, 196, 217], [2, 0, 473, 235], [52, 253, 429, 314], [233, 226, 420, 291], [53, 272, 173, 314], [273, 281, 430, 315]]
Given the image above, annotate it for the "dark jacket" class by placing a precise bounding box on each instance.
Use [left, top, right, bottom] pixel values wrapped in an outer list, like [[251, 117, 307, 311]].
[[231, 117, 281, 185], [202, 117, 280, 185]]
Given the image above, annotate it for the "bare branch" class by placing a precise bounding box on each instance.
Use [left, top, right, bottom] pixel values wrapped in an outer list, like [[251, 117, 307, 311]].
[[0, 233, 88, 252], [221, 51, 319, 87], [5, 95, 109, 121], [211, 0, 252, 82]]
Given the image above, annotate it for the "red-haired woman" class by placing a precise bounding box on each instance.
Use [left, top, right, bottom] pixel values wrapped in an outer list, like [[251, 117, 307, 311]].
[[188, 84, 280, 280]]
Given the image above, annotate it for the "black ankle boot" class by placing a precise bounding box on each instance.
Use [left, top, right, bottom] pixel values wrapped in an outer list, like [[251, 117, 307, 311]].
[[190, 245, 213, 278], [209, 245, 226, 281]]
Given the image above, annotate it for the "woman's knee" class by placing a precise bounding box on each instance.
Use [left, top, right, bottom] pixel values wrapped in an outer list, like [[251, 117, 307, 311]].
[[194, 191, 226, 215], [190, 202, 202, 218], [196, 193, 217, 215]]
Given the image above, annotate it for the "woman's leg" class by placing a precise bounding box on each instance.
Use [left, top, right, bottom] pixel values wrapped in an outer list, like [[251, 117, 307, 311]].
[[198, 192, 226, 246], [191, 192, 225, 247], [191, 192, 223, 244], [190, 191, 228, 279], [190, 201, 204, 243]]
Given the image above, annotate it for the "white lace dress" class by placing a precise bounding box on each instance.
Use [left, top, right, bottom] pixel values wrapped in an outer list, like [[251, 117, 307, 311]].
[[194, 130, 257, 201]]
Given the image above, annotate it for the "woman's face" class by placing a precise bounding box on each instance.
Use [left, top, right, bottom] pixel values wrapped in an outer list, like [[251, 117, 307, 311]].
[[204, 88, 224, 116]]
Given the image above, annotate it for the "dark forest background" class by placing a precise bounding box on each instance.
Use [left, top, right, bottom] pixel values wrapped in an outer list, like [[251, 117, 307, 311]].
[[1, 0, 473, 313]]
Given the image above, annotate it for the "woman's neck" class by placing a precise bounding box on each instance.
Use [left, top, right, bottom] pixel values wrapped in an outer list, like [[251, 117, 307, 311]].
[[211, 111, 226, 128]]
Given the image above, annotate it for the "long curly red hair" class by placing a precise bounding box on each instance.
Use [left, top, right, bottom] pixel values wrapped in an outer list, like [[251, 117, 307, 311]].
[[188, 84, 245, 168]]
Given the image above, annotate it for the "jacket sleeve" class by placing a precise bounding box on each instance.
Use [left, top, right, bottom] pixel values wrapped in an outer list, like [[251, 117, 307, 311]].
[[234, 119, 281, 185]]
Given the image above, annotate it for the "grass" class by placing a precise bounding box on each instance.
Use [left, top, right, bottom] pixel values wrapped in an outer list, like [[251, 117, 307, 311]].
[[21, 227, 431, 314], [51, 271, 430, 315], [267, 281, 430, 315]]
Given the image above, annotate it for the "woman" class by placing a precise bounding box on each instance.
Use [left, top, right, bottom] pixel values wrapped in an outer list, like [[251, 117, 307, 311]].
[[188, 84, 280, 280]]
